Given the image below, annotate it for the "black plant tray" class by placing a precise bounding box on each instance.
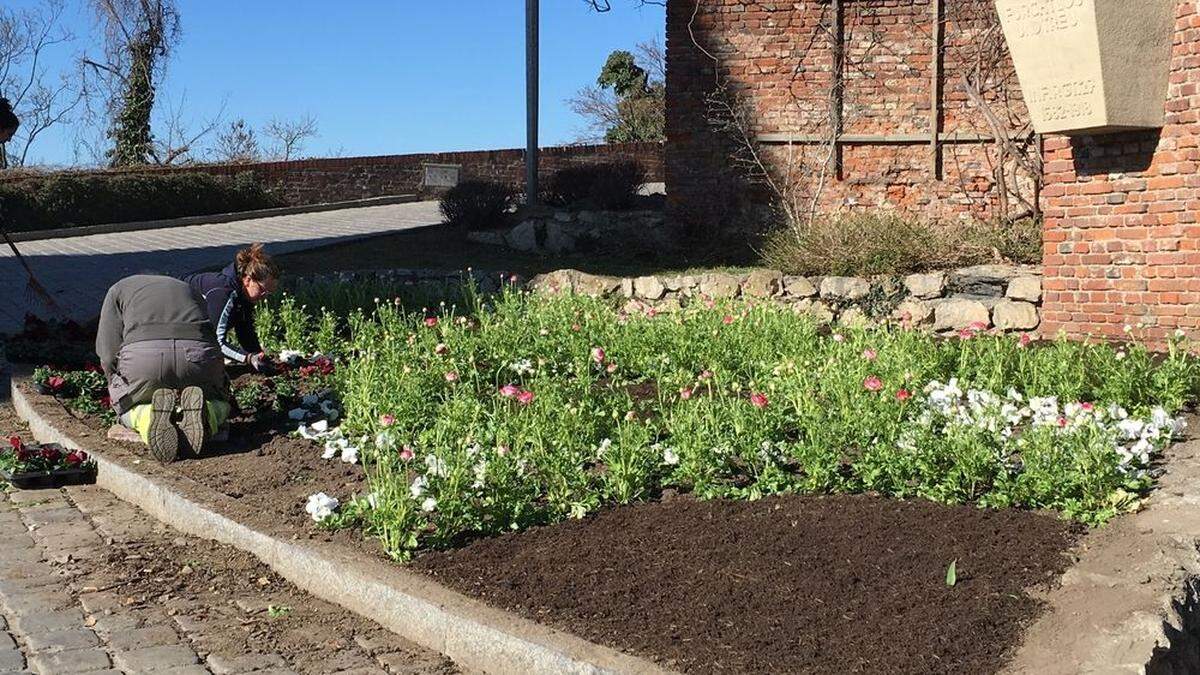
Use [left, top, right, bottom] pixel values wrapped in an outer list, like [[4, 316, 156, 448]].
[[1, 466, 96, 490]]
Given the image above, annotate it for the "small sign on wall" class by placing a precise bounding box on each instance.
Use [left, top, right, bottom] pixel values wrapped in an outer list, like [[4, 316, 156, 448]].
[[424, 163, 461, 188]]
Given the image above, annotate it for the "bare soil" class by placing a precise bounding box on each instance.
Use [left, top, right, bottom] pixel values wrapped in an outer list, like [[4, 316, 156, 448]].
[[415, 494, 1083, 674]]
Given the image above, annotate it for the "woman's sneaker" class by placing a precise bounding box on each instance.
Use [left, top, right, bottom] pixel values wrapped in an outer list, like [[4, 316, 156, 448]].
[[147, 388, 179, 463], [178, 386, 207, 456]]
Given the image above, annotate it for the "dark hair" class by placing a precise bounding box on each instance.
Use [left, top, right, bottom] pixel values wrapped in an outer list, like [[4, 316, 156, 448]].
[[0, 98, 18, 135], [235, 242, 279, 282]]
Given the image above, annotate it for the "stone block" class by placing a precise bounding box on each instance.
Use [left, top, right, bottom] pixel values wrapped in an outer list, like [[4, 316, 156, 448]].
[[948, 265, 1021, 297], [633, 276, 666, 300], [742, 269, 783, 298], [104, 625, 182, 652], [543, 223, 575, 254], [28, 648, 109, 673], [782, 276, 817, 298], [838, 307, 870, 328], [699, 273, 741, 299], [11, 609, 84, 634], [24, 628, 99, 653], [573, 272, 620, 297], [111, 645, 199, 672], [528, 270, 574, 295], [0, 649, 24, 673], [993, 300, 1040, 331], [903, 272, 945, 299], [819, 276, 871, 301], [933, 298, 991, 332], [892, 299, 934, 327], [1006, 276, 1043, 303], [503, 221, 539, 252]]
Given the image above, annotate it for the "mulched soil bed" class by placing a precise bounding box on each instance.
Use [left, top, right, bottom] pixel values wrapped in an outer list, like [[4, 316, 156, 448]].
[[415, 494, 1083, 674]]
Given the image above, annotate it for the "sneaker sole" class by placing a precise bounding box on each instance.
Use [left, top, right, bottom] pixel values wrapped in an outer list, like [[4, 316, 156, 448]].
[[178, 386, 207, 456], [148, 389, 179, 463]]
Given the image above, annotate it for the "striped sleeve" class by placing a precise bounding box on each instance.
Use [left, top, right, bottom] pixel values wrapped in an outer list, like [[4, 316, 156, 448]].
[[215, 294, 250, 363]]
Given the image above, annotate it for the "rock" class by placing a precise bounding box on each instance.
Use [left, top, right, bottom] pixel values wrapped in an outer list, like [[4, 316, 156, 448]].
[[839, 307, 870, 328], [742, 269, 783, 298], [949, 264, 1022, 297], [465, 230, 505, 246], [904, 272, 946, 299], [543, 223, 575, 254], [553, 210, 572, 222], [933, 298, 991, 331], [793, 299, 835, 323], [699, 273, 741, 299], [633, 276, 667, 300], [783, 276, 818, 298], [892, 299, 934, 327], [505, 220, 540, 252], [662, 276, 685, 292], [529, 270, 574, 295], [820, 276, 871, 301], [621, 277, 635, 299], [574, 272, 620, 297], [1007, 276, 1043, 303], [992, 299, 1040, 331]]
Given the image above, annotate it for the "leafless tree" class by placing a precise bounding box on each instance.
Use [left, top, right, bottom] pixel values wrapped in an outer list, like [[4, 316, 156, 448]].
[[146, 91, 224, 165], [212, 118, 259, 164], [583, 0, 665, 11], [264, 114, 318, 161], [0, 0, 86, 168]]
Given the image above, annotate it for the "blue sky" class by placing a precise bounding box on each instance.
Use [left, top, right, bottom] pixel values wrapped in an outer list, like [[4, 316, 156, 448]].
[[6, 1, 665, 167]]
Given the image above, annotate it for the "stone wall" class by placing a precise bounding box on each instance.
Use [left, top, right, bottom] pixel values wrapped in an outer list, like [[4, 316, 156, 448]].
[[665, 0, 1031, 230], [466, 208, 670, 256], [0, 143, 664, 207], [1040, 1, 1200, 344]]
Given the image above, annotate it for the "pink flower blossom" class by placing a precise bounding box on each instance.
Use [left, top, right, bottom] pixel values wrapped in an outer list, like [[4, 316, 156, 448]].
[[606, 363, 618, 374], [863, 376, 884, 392], [703, 298, 716, 310], [1080, 401, 1094, 412], [47, 376, 65, 391], [516, 390, 535, 406], [499, 384, 521, 398], [862, 349, 877, 361], [832, 333, 845, 343], [722, 315, 735, 325], [958, 327, 976, 340], [1019, 333, 1032, 347], [1057, 416, 1068, 428], [679, 387, 693, 400], [399, 445, 415, 461], [645, 307, 659, 318], [969, 321, 988, 331], [379, 414, 396, 427], [444, 371, 459, 383], [434, 343, 448, 355], [591, 347, 606, 364], [750, 392, 769, 408], [497, 444, 510, 457], [895, 389, 912, 401], [571, 323, 581, 332], [424, 317, 438, 328], [699, 370, 714, 381]]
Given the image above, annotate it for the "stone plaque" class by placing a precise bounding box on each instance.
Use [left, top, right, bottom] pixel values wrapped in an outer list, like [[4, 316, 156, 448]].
[[423, 163, 461, 188], [995, 0, 1175, 135]]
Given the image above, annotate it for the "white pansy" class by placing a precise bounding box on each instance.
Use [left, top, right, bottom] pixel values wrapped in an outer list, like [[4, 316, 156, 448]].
[[410, 475, 428, 499], [662, 447, 679, 465], [509, 359, 534, 375], [340, 444, 359, 464], [421, 497, 438, 512], [305, 492, 339, 522]]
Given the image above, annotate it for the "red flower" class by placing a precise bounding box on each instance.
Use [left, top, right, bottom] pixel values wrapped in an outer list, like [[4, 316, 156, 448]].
[[1019, 333, 1032, 347], [516, 390, 535, 406], [39, 446, 61, 463], [644, 307, 658, 318], [679, 387, 693, 400], [722, 315, 735, 325], [750, 392, 769, 408], [499, 384, 521, 398], [84, 363, 102, 373], [895, 389, 912, 401], [100, 395, 112, 409], [863, 376, 884, 392], [8, 436, 21, 450], [591, 348, 606, 364], [65, 451, 88, 466], [424, 317, 438, 328], [47, 376, 66, 391], [15, 447, 34, 463]]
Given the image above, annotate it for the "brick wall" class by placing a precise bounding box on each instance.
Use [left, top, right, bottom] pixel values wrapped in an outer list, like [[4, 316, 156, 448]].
[[0, 143, 664, 207], [665, 0, 1031, 229], [1040, 1, 1200, 344]]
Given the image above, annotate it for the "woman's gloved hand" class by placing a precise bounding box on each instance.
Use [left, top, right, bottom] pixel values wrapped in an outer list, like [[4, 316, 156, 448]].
[[248, 352, 277, 375]]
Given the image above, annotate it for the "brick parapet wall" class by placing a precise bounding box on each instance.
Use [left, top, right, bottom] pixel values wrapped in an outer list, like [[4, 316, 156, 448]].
[[1040, 1, 1200, 344], [0, 143, 664, 207], [665, 0, 1030, 228]]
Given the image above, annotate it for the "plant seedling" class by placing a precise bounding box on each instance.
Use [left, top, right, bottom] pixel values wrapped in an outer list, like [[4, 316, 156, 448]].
[[945, 559, 958, 587], [266, 604, 291, 618]]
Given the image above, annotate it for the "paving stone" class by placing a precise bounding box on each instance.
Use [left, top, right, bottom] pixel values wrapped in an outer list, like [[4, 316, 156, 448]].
[[104, 625, 182, 652], [2, 590, 73, 615], [26, 648, 111, 673], [89, 613, 142, 634], [21, 509, 84, 528], [10, 609, 85, 634], [0, 548, 43, 565], [205, 652, 286, 674], [23, 627, 100, 652], [111, 645, 199, 672], [78, 592, 124, 615], [0, 649, 23, 672], [0, 634, 15, 650], [28, 522, 95, 540], [7, 492, 65, 507], [0, 576, 64, 596]]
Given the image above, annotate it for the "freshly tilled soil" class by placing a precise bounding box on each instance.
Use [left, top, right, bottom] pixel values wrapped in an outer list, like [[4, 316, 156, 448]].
[[416, 494, 1082, 674]]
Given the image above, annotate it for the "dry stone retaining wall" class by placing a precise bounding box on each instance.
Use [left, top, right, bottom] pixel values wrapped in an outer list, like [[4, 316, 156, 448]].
[[466, 209, 670, 256]]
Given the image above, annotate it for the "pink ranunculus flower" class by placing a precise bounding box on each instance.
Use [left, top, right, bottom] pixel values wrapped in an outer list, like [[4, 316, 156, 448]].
[[645, 307, 658, 318], [605, 362, 618, 374], [1080, 401, 1094, 412], [499, 384, 521, 398], [832, 333, 845, 343], [862, 349, 877, 361], [969, 321, 988, 331], [424, 317, 438, 328], [895, 388, 912, 401], [399, 445, 415, 461], [591, 347, 606, 364], [863, 376, 883, 392], [722, 315, 735, 325], [444, 371, 459, 383], [379, 414, 396, 427], [434, 343, 449, 355], [1019, 333, 1032, 347], [750, 392, 769, 408], [1057, 416, 1068, 428], [679, 387, 693, 400], [958, 327, 975, 340], [699, 370, 714, 381], [516, 390, 535, 406]]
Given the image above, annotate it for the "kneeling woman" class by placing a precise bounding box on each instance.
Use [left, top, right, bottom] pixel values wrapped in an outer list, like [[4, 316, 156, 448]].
[[96, 275, 231, 462]]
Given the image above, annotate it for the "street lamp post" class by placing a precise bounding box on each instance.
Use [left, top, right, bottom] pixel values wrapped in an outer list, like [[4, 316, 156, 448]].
[[525, 0, 539, 205]]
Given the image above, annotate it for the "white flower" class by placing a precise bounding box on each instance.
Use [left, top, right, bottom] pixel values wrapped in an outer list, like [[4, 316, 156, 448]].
[[597, 438, 612, 457], [310, 419, 329, 434], [662, 447, 679, 465], [424, 454, 448, 477], [305, 492, 339, 522], [1115, 351, 1127, 361], [375, 430, 396, 451], [421, 497, 438, 512], [410, 476, 427, 499], [509, 359, 535, 375], [365, 492, 379, 509], [279, 349, 305, 364], [340, 444, 359, 464]]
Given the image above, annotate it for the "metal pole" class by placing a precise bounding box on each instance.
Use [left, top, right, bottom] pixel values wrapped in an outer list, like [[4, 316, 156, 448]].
[[525, 0, 539, 205]]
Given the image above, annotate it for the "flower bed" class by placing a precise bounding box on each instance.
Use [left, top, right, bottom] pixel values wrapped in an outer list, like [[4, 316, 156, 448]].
[[247, 282, 1198, 560], [2, 435, 95, 489]]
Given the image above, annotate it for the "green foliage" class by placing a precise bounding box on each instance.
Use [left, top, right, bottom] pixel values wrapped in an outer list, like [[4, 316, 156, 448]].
[[0, 171, 282, 233], [594, 49, 664, 143], [598, 51, 648, 98], [438, 180, 517, 232], [273, 281, 1197, 559]]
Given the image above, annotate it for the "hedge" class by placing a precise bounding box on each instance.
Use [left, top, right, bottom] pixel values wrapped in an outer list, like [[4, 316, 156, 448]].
[[0, 171, 283, 233]]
